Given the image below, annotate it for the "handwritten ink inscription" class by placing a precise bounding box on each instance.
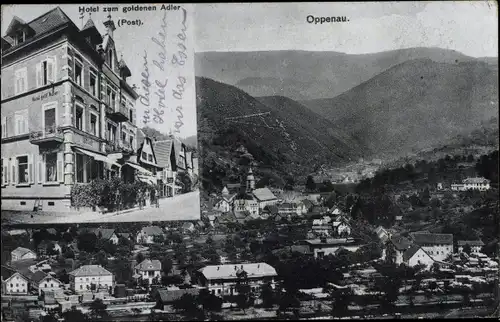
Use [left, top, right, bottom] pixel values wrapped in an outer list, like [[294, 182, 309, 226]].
[[171, 8, 188, 67]]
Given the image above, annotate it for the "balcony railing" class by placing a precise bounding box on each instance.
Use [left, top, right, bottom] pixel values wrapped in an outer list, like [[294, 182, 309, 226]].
[[105, 137, 134, 154], [119, 140, 134, 153], [29, 125, 64, 144], [106, 102, 129, 123]]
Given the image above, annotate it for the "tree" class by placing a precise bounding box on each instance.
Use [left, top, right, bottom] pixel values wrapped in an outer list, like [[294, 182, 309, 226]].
[[161, 257, 173, 276], [96, 250, 108, 267], [62, 308, 89, 322], [330, 288, 352, 317], [173, 294, 203, 319], [46, 242, 59, 256], [77, 232, 97, 253], [177, 172, 193, 193], [41, 313, 59, 322], [136, 252, 145, 264], [306, 175, 316, 192], [284, 176, 295, 191], [462, 243, 472, 255], [261, 283, 275, 308], [199, 289, 223, 314]]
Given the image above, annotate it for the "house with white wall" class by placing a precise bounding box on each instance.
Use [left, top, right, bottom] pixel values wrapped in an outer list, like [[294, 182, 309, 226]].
[[409, 232, 453, 262], [133, 259, 161, 285], [2, 272, 29, 295], [11, 247, 37, 262], [69, 265, 114, 294]]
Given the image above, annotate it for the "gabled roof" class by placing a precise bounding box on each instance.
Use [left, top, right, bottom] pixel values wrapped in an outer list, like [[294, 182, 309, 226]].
[[11, 247, 36, 258], [279, 202, 297, 209], [93, 228, 116, 240], [199, 263, 277, 280], [301, 199, 315, 209], [252, 188, 277, 202], [5, 16, 28, 35], [403, 245, 423, 261], [153, 140, 174, 169], [410, 232, 453, 245], [216, 212, 237, 223], [69, 265, 112, 277], [388, 235, 413, 251], [30, 271, 49, 284], [135, 259, 161, 271], [140, 226, 164, 236], [3, 271, 28, 283], [463, 177, 490, 184]]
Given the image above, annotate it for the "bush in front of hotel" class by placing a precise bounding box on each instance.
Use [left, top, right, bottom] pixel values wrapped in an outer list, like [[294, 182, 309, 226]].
[[70, 178, 155, 212]]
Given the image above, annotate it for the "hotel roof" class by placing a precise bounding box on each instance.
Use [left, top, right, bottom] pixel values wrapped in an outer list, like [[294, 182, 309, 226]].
[[252, 188, 277, 202], [135, 259, 162, 271], [11, 247, 36, 258], [410, 232, 453, 245]]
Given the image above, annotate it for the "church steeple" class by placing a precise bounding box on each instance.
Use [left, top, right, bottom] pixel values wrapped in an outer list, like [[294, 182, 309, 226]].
[[103, 14, 116, 38], [246, 167, 255, 193]]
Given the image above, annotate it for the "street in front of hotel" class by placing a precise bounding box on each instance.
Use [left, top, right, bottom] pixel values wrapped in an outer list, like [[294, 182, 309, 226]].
[[1, 191, 200, 225]]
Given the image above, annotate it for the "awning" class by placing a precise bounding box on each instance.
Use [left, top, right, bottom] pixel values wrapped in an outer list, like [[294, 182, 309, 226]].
[[137, 175, 157, 185], [74, 147, 121, 168], [125, 162, 152, 175]]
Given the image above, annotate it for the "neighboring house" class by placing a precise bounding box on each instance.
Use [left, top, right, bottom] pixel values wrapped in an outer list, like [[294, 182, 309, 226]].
[[154, 138, 181, 198], [278, 202, 301, 217], [182, 222, 195, 233], [301, 199, 316, 213], [2, 272, 29, 295], [403, 245, 434, 269], [331, 208, 342, 216], [451, 177, 491, 191], [214, 187, 237, 213], [214, 212, 237, 226], [252, 188, 279, 210], [332, 218, 351, 237], [30, 271, 64, 296], [154, 288, 200, 312], [37, 241, 62, 257], [383, 235, 413, 265], [136, 226, 165, 244], [198, 263, 277, 297], [133, 259, 162, 285], [374, 226, 391, 243], [233, 194, 259, 217], [458, 240, 485, 254], [302, 237, 362, 259], [409, 232, 453, 262], [69, 265, 114, 294], [11, 247, 37, 262], [93, 228, 119, 245]]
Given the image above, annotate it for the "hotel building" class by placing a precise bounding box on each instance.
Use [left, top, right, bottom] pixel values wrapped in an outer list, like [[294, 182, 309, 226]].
[[1, 8, 141, 212]]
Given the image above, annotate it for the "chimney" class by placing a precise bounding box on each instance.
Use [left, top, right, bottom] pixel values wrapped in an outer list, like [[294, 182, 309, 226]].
[[103, 15, 116, 38]]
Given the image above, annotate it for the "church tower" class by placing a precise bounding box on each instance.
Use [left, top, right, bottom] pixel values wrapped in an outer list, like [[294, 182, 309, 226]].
[[246, 167, 255, 193]]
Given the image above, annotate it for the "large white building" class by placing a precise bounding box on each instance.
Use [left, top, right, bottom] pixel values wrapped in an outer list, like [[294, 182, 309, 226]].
[[2, 272, 29, 295], [198, 263, 277, 297], [69, 265, 114, 294], [403, 245, 435, 269], [11, 247, 37, 262], [451, 177, 491, 191], [409, 232, 453, 262]]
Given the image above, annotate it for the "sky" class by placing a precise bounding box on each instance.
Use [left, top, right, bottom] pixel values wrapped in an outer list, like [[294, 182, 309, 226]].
[[194, 1, 498, 57], [1, 4, 197, 138]]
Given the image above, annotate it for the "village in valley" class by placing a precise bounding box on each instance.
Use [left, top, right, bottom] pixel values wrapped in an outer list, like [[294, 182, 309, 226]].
[[2, 144, 499, 321]]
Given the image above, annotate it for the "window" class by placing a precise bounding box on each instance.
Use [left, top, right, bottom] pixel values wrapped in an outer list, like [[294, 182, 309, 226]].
[[76, 154, 84, 183], [45, 153, 57, 182], [121, 131, 126, 142], [14, 111, 28, 136], [15, 30, 25, 45], [129, 136, 134, 150], [111, 90, 116, 109], [74, 58, 83, 87], [109, 49, 114, 69], [1, 117, 6, 138], [14, 68, 27, 95], [90, 113, 98, 136], [37, 58, 55, 87], [106, 87, 112, 106], [107, 123, 116, 142], [43, 103, 57, 133], [148, 154, 153, 162], [75, 105, 84, 131], [17, 156, 28, 184], [142, 152, 147, 160], [44, 283, 48, 288], [129, 109, 133, 122], [90, 70, 97, 96]]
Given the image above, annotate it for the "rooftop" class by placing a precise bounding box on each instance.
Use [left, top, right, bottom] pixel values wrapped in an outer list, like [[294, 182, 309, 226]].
[[135, 259, 162, 271], [199, 263, 277, 280], [11, 247, 36, 258], [458, 240, 485, 246], [252, 188, 278, 202], [69, 265, 112, 277], [410, 232, 453, 245], [141, 226, 164, 236]]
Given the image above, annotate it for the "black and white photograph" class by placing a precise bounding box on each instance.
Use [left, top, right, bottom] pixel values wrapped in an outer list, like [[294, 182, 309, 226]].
[[195, 2, 498, 321], [1, 4, 199, 225], [1, 1, 499, 322]]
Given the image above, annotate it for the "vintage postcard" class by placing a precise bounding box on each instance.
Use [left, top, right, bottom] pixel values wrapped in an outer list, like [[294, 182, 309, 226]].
[[1, 4, 199, 225], [0, 2, 499, 322]]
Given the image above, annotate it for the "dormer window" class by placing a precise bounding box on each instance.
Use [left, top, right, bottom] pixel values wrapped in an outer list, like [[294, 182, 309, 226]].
[[15, 30, 25, 45]]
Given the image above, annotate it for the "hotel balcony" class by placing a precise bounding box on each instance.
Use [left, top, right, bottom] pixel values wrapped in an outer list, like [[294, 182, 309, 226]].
[[29, 125, 64, 145], [105, 138, 134, 154], [106, 102, 129, 123]]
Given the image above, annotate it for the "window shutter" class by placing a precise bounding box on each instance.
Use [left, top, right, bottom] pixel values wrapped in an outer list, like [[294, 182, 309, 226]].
[[36, 63, 42, 87], [1, 116, 6, 138], [47, 57, 55, 82], [11, 160, 16, 185], [38, 159, 43, 184], [28, 154, 34, 184], [58, 153, 64, 183]]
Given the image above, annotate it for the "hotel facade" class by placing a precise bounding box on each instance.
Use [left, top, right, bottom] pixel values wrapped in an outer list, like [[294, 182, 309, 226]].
[[1, 8, 140, 212]]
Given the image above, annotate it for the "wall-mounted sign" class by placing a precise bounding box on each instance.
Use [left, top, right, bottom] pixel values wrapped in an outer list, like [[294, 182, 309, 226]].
[[32, 90, 59, 102], [73, 132, 100, 151]]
